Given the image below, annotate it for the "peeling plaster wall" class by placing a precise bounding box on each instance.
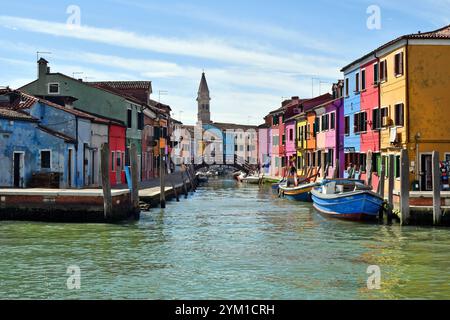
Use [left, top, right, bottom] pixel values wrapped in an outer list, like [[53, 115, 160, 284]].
[[0, 119, 72, 188]]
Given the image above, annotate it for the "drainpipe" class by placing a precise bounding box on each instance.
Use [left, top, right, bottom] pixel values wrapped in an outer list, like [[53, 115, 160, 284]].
[[75, 116, 79, 188], [405, 39, 414, 183]]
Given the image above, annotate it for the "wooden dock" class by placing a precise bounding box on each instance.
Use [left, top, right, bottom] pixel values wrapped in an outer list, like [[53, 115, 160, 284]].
[[0, 188, 133, 223]]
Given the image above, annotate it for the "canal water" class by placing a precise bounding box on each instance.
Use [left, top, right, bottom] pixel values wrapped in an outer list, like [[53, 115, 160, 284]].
[[0, 177, 449, 299]]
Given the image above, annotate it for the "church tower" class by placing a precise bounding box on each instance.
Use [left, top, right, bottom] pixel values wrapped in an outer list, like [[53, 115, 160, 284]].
[[197, 72, 211, 123]]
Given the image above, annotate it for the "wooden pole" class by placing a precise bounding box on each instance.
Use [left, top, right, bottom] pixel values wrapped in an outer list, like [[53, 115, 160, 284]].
[[171, 180, 179, 202], [379, 163, 385, 198], [100, 143, 112, 220], [130, 144, 140, 215], [181, 171, 188, 198], [160, 147, 166, 209], [432, 151, 442, 225], [387, 155, 395, 224], [400, 149, 410, 225], [333, 160, 339, 179]]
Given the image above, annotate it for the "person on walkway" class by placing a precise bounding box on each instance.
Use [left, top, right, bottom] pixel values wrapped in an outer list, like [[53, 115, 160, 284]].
[[347, 163, 355, 179], [287, 162, 298, 187]]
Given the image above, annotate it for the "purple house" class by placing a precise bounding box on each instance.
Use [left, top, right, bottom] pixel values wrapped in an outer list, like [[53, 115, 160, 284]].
[[312, 81, 345, 178], [285, 119, 297, 165]]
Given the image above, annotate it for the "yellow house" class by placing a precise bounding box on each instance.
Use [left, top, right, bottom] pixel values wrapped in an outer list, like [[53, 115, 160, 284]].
[[377, 24, 450, 191], [296, 115, 308, 176]]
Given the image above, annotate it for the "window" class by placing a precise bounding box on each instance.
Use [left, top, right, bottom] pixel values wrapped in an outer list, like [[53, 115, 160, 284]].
[[321, 115, 326, 131], [354, 113, 360, 134], [282, 134, 286, 145], [48, 83, 60, 94], [313, 118, 320, 137], [361, 69, 366, 91], [344, 116, 350, 135], [359, 153, 367, 172], [381, 107, 389, 127], [273, 116, 279, 126], [111, 151, 116, 171], [394, 103, 404, 126], [345, 78, 349, 96], [354, 112, 367, 133], [395, 155, 401, 178], [137, 111, 144, 130], [330, 113, 335, 130], [372, 108, 381, 130], [117, 152, 122, 168], [373, 63, 379, 84], [40, 150, 51, 169], [380, 60, 388, 82], [289, 129, 293, 142], [306, 124, 311, 140], [361, 112, 367, 132], [127, 109, 132, 129], [355, 72, 360, 92], [395, 52, 404, 76]]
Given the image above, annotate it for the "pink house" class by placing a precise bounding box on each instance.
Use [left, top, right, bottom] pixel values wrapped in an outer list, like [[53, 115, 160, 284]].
[[285, 119, 297, 164]]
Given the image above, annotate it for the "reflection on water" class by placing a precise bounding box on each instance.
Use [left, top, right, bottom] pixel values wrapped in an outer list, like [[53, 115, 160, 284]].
[[0, 177, 449, 299]]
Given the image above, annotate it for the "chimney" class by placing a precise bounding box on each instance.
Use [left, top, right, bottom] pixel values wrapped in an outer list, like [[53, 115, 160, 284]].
[[38, 58, 49, 79]]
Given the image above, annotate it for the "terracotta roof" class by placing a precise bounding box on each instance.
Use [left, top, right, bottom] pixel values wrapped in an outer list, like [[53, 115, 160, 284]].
[[88, 81, 152, 91], [212, 122, 258, 130], [341, 24, 450, 72], [1, 89, 123, 126], [0, 108, 38, 122]]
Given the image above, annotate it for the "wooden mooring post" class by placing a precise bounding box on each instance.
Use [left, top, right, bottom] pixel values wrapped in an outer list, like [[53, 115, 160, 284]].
[[130, 144, 140, 216], [332, 160, 339, 179], [160, 149, 166, 209], [181, 171, 188, 199], [378, 163, 385, 222], [387, 155, 395, 224], [100, 143, 112, 220], [400, 149, 410, 225], [171, 180, 180, 202], [432, 151, 442, 225]]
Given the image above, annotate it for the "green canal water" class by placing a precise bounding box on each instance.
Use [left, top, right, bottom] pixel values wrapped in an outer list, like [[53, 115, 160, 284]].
[[0, 178, 449, 299]]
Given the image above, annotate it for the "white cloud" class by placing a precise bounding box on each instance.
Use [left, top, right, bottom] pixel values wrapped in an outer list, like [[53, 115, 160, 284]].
[[0, 15, 343, 76]]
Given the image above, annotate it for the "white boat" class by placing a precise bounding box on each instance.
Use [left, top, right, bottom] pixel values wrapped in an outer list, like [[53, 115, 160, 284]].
[[242, 175, 261, 184]]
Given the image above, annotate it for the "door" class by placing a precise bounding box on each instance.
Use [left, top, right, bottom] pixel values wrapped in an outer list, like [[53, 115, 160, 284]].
[[421, 154, 433, 191], [13, 152, 24, 188], [68, 149, 73, 188], [116, 152, 122, 185], [91, 150, 96, 185]]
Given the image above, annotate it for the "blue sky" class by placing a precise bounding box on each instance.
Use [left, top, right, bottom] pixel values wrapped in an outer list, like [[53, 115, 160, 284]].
[[0, 0, 449, 125]]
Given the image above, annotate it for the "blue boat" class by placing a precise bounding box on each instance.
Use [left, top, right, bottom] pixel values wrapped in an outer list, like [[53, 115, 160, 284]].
[[311, 179, 384, 221]]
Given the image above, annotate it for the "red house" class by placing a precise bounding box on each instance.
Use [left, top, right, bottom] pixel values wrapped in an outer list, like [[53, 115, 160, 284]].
[[109, 123, 127, 186], [360, 56, 381, 191]]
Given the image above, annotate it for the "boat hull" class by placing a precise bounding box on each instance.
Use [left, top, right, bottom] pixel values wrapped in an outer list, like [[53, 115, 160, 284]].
[[280, 184, 315, 202], [311, 190, 383, 221]]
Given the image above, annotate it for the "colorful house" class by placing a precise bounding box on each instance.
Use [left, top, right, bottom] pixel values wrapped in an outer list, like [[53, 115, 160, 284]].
[[0, 104, 75, 188], [312, 83, 345, 179], [342, 64, 362, 177], [20, 60, 146, 181], [341, 24, 450, 192], [258, 120, 271, 175]]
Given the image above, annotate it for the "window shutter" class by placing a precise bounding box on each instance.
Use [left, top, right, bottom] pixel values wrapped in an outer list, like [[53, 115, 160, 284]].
[[399, 52, 404, 75]]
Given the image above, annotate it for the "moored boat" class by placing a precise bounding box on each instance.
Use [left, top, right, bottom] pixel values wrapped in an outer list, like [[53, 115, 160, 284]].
[[242, 175, 261, 184], [311, 179, 384, 221], [196, 172, 209, 183], [279, 182, 319, 202]]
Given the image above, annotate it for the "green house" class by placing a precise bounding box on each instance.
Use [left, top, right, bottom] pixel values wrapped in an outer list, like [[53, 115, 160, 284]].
[[20, 59, 145, 158]]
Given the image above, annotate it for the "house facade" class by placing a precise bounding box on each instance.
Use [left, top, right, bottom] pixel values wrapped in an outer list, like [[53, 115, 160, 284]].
[[0, 107, 75, 188], [20, 59, 145, 180]]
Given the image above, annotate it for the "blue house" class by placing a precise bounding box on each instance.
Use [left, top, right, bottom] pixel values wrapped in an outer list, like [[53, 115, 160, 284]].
[[28, 98, 94, 188], [0, 107, 75, 188], [342, 65, 362, 176]]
